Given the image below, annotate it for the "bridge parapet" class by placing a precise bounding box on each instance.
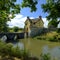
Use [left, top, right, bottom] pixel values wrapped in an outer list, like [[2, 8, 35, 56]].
[[0, 32, 24, 41]]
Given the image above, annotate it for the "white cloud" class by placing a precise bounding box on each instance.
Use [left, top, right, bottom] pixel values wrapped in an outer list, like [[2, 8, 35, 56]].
[[7, 14, 48, 28], [7, 14, 27, 28], [14, 14, 23, 19], [42, 18, 49, 28]]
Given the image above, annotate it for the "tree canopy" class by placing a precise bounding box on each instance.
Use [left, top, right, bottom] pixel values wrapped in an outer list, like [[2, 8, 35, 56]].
[[42, 0, 60, 19], [0, 0, 20, 32], [42, 0, 60, 27], [21, 0, 37, 12], [0, 0, 37, 32]]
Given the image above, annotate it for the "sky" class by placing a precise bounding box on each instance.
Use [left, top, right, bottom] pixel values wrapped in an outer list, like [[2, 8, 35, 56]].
[[7, 0, 49, 28]]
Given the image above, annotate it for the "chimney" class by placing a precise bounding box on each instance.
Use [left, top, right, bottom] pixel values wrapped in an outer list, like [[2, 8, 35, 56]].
[[39, 16, 42, 19], [27, 16, 30, 19]]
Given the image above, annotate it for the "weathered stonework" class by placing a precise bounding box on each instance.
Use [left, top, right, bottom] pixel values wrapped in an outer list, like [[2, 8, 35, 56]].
[[24, 16, 44, 37]]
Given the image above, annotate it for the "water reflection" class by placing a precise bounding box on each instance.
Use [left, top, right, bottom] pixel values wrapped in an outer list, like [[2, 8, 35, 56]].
[[7, 39, 60, 60], [42, 45, 50, 54], [42, 45, 60, 60], [14, 41, 60, 59], [6, 40, 24, 50], [14, 42, 24, 50]]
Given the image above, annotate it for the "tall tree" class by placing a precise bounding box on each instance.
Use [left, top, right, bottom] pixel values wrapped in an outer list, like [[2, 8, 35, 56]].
[[42, 0, 60, 27], [0, 0, 20, 32]]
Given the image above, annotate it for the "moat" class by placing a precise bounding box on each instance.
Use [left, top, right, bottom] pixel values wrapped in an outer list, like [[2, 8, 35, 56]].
[[11, 38, 60, 60]]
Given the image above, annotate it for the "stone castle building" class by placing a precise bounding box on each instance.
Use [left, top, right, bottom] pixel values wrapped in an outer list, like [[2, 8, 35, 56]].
[[24, 16, 44, 37]]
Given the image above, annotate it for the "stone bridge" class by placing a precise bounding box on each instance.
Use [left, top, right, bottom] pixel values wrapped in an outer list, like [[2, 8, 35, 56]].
[[0, 32, 24, 41]]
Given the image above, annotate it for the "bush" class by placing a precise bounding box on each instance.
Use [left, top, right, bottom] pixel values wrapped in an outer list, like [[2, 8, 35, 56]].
[[48, 35, 58, 42], [0, 41, 29, 58], [35, 36, 46, 40], [0, 41, 13, 56], [13, 26, 19, 32], [40, 53, 51, 60], [57, 28, 60, 33]]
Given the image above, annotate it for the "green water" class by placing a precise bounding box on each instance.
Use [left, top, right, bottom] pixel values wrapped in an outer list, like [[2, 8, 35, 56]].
[[15, 38, 60, 59]]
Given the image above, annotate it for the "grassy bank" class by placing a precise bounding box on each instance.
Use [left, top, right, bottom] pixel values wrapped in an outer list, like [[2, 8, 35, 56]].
[[0, 41, 29, 60]]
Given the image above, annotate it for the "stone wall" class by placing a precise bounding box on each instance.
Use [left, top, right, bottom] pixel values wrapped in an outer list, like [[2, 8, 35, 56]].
[[30, 28, 57, 37], [30, 28, 44, 37], [0, 32, 24, 41]]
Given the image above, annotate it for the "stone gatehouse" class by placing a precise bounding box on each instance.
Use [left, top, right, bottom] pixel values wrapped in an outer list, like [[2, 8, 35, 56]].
[[24, 16, 44, 37]]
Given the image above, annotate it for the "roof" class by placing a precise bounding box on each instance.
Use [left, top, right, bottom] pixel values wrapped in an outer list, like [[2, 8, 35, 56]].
[[29, 18, 44, 24], [25, 16, 44, 24]]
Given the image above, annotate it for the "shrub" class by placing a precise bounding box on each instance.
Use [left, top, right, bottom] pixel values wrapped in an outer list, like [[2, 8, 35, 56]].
[[35, 36, 46, 40], [40, 53, 51, 60], [57, 28, 60, 33], [0, 41, 13, 56], [11, 46, 22, 58], [48, 35, 58, 42], [0, 41, 29, 58], [13, 26, 19, 32]]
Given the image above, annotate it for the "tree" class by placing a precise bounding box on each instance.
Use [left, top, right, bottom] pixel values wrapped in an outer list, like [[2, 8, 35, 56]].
[[42, 0, 60, 27], [48, 19, 58, 28], [0, 11, 9, 32], [0, 0, 37, 32], [13, 26, 19, 32], [0, 0, 20, 32], [21, 0, 37, 12]]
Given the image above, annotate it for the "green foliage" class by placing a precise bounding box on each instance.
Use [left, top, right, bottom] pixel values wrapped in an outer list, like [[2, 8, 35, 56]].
[[0, 0, 38, 32], [0, 11, 9, 32], [47, 34, 60, 42], [0, 0, 20, 14], [48, 19, 58, 28], [42, 0, 60, 19], [34, 31, 60, 42], [13, 26, 19, 32], [57, 28, 60, 33], [42, 0, 60, 27], [9, 27, 24, 32], [0, 0, 20, 32], [0, 42, 13, 56], [35, 36, 46, 40], [21, 0, 38, 12], [19, 28, 24, 30], [0, 41, 29, 58], [40, 53, 51, 60], [11, 46, 22, 58], [48, 37, 54, 41]]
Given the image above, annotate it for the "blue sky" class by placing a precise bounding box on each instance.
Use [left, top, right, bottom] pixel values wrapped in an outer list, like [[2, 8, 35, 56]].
[[16, 0, 48, 18], [8, 0, 49, 28]]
